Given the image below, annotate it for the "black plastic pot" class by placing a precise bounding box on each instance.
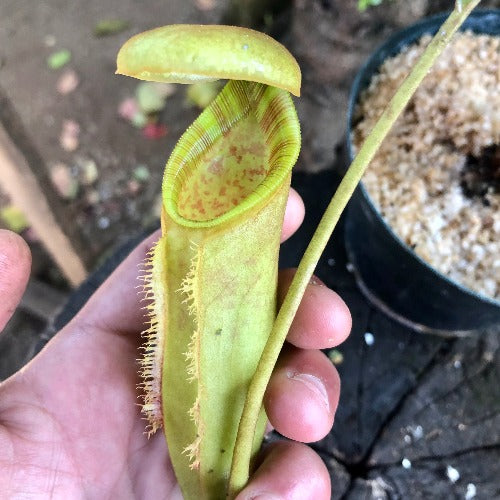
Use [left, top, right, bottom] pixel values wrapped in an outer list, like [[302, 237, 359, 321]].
[[345, 10, 500, 335]]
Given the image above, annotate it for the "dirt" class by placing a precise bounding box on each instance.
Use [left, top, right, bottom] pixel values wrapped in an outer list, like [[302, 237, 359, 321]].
[[3, 0, 498, 277], [0, 0, 224, 272]]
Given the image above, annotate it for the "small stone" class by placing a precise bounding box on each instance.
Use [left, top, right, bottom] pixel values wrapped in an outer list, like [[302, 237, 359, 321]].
[[483, 351, 494, 363], [60, 119, 80, 151], [56, 69, 79, 94], [127, 179, 141, 195], [152, 194, 163, 218], [133, 165, 151, 183], [369, 477, 392, 499], [327, 258, 335, 266], [453, 359, 462, 369], [97, 216, 110, 229], [50, 163, 79, 199], [465, 483, 477, 500], [44, 34, 56, 47], [118, 97, 139, 121], [411, 425, 424, 440], [403, 435, 411, 444], [195, 0, 216, 10], [364, 332, 375, 346], [94, 19, 129, 37], [60, 134, 78, 152], [402, 458, 411, 469], [65, 120, 80, 136], [86, 189, 100, 205], [78, 158, 99, 185], [155, 83, 176, 98], [47, 49, 71, 69], [346, 262, 355, 272], [446, 465, 460, 483]]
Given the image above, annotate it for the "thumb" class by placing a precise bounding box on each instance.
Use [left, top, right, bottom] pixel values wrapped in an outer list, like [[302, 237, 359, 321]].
[[0, 230, 31, 331]]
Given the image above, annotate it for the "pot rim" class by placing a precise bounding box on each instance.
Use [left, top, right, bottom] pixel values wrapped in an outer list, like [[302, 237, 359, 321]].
[[346, 8, 500, 309]]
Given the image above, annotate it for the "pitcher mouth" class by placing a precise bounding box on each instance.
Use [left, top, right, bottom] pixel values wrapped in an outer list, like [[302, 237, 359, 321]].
[[162, 80, 301, 228]]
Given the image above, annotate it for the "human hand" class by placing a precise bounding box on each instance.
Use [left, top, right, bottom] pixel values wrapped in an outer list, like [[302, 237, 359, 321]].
[[0, 189, 351, 499]]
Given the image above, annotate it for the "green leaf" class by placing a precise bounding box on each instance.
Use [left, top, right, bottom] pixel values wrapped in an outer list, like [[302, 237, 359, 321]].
[[94, 19, 129, 37], [136, 82, 166, 114], [47, 49, 71, 69], [0, 205, 29, 233], [358, 0, 384, 11], [133, 164, 150, 182], [185, 81, 222, 109]]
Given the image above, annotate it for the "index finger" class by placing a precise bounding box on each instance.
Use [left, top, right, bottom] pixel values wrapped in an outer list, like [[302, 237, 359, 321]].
[[0, 230, 31, 331], [278, 269, 352, 350]]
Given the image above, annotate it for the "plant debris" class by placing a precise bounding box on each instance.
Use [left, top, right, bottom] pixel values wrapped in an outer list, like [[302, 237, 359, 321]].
[[328, 349, 344, 365], [56, 69, 79, 95], [60, 119, 80, 151], [0, 205, 30, 233], [47, 49, 71, 69], [133, 164, 151, 182], [50, 163, 79, 200], [186, 81, 222, 109], [94, 19, 130, 37], [119, 83, 175, 136], [76, 157, 99, 186], [118, 97, 139, 120], [143, 123, 168, 140], [136, 82, 168, 114]]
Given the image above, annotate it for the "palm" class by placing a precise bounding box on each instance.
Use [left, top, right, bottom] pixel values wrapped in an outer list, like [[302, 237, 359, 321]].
[[1, 320, 180, 499]]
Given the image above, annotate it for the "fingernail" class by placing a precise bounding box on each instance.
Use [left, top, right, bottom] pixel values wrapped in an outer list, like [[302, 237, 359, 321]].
[[248, 494, 281, 500], [289, 372, 329, 411], [309, 275, 325, 286]]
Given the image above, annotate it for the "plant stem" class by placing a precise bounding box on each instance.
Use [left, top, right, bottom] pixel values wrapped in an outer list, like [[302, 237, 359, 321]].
[[228, 0, 481, 497]]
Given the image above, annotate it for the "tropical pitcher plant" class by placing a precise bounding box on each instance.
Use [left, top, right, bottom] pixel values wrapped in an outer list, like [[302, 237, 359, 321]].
[[115, 2, 480, 497]]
